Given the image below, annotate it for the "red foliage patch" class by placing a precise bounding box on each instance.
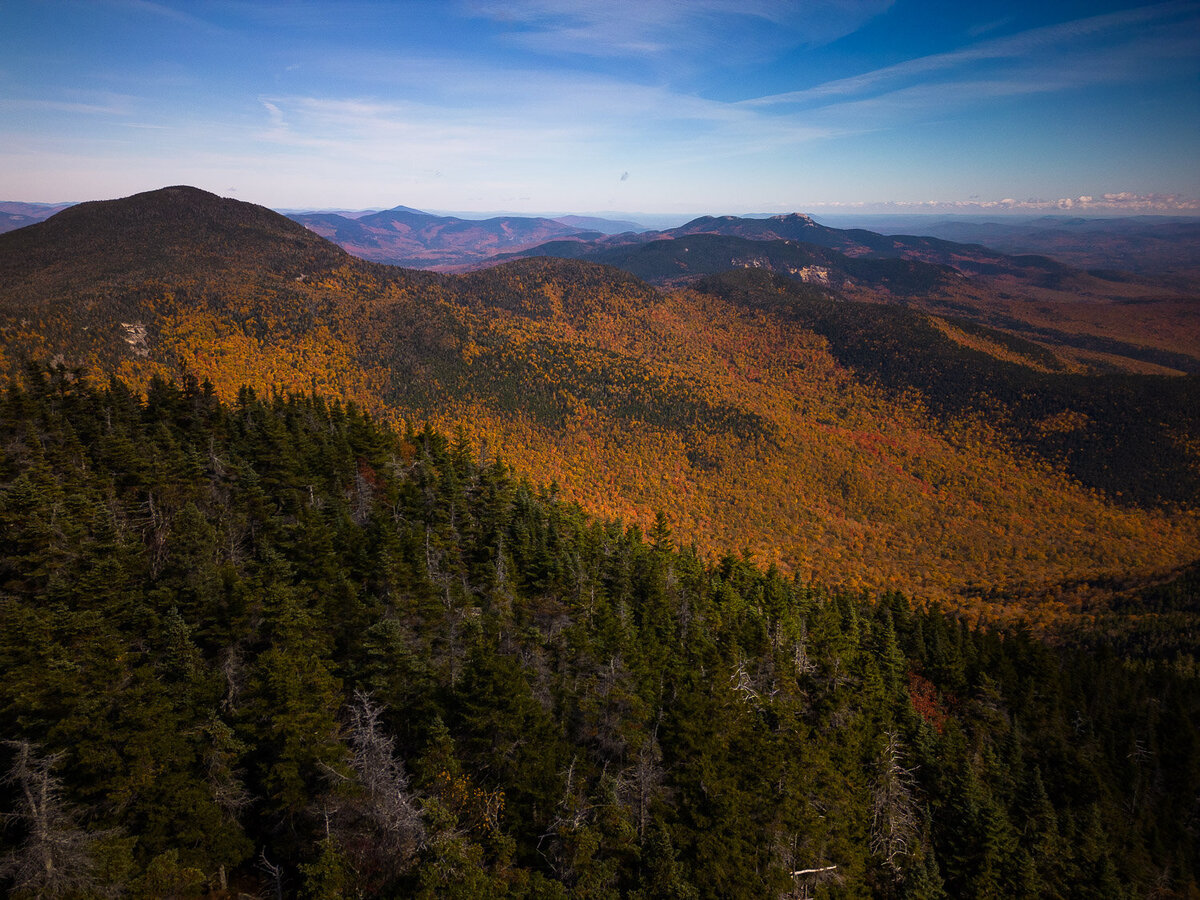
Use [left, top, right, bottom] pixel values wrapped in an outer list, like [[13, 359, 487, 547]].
[[907, 671, 949, 733]]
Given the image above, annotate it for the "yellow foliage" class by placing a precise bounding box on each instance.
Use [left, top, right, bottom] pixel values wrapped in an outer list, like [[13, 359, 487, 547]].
[[4, 257, 1196, 628]]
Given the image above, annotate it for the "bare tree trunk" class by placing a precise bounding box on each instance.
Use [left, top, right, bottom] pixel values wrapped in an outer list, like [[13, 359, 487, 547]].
[[871, 732, 919, 881], [0, 741, 104, 898]]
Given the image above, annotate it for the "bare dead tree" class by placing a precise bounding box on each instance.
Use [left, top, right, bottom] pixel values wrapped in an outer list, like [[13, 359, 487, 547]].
[[787, 865, 841, 900], [538, 756, 594, 883], [617, 733, 665, 842], [730, 659, 762, 707], [870, 732, 919, 881], [351, 469, 374, 525], [219, 645, 246, 714], [793, 620, 817, 676], [202, 715, 251, 819], [346, 691, 426, 858], [313, 690, 427, 893], [0, 741, 106, 898], [257, 848, 284, 900], [774, 830, 842, 900]]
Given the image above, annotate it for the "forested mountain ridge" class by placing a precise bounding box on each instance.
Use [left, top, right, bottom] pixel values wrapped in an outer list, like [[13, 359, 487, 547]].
[[495, 213, 1200, 378], [0, 186, 347, 280], [490, 231, 962, 296], [500, 209, 1171, 289], [0, 370, 1196, 898], [1, 186, 1198, 627]]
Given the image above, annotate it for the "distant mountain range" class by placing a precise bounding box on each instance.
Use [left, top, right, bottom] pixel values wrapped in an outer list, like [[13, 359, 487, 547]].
[[487, 212, 1200, 375], [4, 190, 1197, 373], [552, 214, 647, 234], [0, 199, 646, 263], [0, 201, 75, 235], [5, 194, 1199, 288], [495, 211, 1148, 280], [284, 206, 606, 268]]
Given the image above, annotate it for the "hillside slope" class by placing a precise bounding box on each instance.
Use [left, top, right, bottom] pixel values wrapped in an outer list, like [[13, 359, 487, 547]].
[[1, 187, 1197, 622], [3, 374, 1194, 897]]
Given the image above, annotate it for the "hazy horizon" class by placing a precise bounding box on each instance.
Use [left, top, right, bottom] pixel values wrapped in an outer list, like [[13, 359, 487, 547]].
[[9, 191, 1200, 229]]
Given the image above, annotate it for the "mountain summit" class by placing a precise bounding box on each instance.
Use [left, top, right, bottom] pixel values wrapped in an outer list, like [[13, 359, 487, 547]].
[[0, 186, 347, 284]]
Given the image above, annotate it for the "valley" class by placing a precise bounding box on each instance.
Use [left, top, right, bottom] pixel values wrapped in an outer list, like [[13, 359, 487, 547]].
[[1, 186, 1197, 628]]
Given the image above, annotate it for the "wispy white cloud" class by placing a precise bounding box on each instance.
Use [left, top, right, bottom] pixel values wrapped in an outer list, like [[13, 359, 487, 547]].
[[2, 0, 1193, 212], [252, 72, 837, 178], [0, 94, 138, 118], [210, 0, 1198, 206], [260, 100, 286, 130], [744, 1, 1199, 109], [464, 0, 894, 59], [966, 17, 1012, 39]]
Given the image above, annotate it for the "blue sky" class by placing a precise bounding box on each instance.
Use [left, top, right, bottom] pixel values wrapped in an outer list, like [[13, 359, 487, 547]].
[[2, 0, 1198, 215]]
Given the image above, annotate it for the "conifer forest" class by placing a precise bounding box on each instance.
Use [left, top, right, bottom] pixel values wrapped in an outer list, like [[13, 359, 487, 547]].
[[1, 369, 1196, 898]]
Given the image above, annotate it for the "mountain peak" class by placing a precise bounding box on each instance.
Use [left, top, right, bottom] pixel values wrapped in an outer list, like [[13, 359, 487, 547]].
[[386, 203, 431, 215], [0, 184, 347, 279], [770, 212, 816, 225]]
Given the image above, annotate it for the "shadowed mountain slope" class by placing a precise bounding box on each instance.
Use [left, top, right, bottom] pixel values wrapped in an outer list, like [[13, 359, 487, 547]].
[[1, 186, 346, 281], [500, 231, 960, 295]]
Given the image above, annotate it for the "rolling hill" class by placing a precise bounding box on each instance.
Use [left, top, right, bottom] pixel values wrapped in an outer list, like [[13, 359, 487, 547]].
[[1, 186, 1198, 626]]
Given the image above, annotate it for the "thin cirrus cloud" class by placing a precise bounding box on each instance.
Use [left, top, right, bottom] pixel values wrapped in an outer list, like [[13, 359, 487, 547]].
[[0, 98, 136, 117], [241, 0, 1197, 210], [0, 85, 142, 120], [743, 1, 1199, 111], [253, 73, 836, 178], [465, 0, 895, 59], [255, 95, 586, 169], [282, 0, 1196, 174]]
